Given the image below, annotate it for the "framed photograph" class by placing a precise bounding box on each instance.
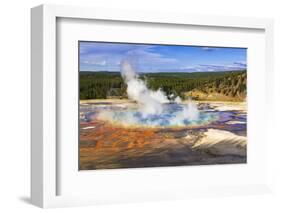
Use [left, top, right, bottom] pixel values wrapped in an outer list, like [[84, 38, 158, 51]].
[[31, 4, 274, 208], [78, 41, 248, 170]]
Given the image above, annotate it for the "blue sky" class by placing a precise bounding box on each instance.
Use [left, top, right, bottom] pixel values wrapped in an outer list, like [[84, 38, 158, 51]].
[[79, 41, 247, 72]]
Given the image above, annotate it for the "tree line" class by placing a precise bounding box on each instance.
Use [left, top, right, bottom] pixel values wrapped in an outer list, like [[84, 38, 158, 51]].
[[79, 70, 246, 100]]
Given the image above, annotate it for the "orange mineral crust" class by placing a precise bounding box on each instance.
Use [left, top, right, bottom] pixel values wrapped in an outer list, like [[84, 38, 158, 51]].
[[79, 119, 246, 170]]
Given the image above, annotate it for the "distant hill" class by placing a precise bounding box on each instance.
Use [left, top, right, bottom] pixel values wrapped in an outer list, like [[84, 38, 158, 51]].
[[185, 72, 246, 101]]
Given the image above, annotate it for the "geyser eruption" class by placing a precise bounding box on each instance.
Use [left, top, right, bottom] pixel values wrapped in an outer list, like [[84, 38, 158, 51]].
[[97, 60, 208, 127], [121, 61, 169, 116]]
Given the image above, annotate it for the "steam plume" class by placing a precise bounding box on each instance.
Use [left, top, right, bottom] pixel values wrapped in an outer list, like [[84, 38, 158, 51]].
[[121, 61, 169, 116], [121, 60, 199, 121], [97, 60, 200, 127]]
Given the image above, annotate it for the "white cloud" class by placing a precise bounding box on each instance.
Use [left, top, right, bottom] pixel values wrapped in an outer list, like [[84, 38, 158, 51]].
[[177, 62, 247, 72], [83, 60, 107, 65], [127, 47, 178, 65]]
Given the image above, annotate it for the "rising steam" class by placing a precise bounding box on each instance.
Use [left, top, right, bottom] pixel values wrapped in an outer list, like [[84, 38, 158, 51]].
[[97, 60, 201, 127], [121, 61, 169, 116]]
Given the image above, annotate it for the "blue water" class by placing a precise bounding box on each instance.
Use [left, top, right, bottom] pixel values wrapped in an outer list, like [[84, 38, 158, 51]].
[[80, 103, 246, 128]]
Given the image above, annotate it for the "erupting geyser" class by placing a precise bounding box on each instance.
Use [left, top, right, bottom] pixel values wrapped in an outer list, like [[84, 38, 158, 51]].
[[121, 60, 169, 116], [120, 60, 199, 119], [96, 60, 217, 127]]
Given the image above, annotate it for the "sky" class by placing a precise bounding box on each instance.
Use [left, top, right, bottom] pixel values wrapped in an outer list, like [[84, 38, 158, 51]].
[[79, 41, 247, 72]]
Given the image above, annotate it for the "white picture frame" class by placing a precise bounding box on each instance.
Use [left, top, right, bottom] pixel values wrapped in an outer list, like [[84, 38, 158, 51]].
[[31, 4, 274, 208]]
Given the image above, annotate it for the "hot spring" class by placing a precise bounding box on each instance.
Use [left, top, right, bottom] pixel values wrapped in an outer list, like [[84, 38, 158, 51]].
[[81, 103, 220, 128]]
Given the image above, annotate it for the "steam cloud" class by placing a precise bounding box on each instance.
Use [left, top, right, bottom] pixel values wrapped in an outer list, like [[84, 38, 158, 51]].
[[121, 60, 199, 121], [97, 60, 200, 127], [121, 61, 169, 116]]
